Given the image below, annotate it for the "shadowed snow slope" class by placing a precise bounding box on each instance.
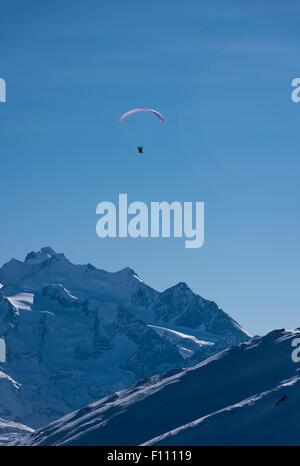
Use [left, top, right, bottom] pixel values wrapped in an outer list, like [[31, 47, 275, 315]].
[[0, 418, 33, 445], [20, 329, 300, 446], [0, 247, 249, 433]]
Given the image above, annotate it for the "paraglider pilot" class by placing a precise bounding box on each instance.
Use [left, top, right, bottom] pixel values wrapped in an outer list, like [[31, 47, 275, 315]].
[[119, 109, 164, 157]]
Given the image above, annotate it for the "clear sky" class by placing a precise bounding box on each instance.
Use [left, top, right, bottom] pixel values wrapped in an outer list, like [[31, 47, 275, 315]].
[[1, 0, 299, 335]]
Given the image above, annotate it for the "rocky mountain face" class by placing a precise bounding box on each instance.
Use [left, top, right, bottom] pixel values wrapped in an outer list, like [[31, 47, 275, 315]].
[[0, 247, 249, 431]]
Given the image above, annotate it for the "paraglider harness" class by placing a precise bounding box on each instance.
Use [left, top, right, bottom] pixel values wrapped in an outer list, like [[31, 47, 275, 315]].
[[137, 146, 143, 154]]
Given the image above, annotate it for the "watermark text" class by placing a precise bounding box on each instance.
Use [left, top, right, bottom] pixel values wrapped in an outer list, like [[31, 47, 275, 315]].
[[96, 194, 204, 249], [0, 338, 6, 362], [0, 78, 6, 102], [291, 78, 300, 103], [291, 338, 300, 363]]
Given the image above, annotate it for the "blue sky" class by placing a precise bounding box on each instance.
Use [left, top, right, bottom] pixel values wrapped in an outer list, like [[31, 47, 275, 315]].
[[0, 0, 299, 335]]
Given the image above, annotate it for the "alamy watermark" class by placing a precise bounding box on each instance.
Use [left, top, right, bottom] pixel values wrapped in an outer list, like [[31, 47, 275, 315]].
[[0, 78, 6, 102], [0, 338, 6, 362], [291, 338, 300, 363], [291, 78, 300, 102], [96, 194, 204, 248]]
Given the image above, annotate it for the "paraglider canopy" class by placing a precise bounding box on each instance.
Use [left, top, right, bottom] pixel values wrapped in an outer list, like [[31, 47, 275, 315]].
[[119, 108, 164, 124]]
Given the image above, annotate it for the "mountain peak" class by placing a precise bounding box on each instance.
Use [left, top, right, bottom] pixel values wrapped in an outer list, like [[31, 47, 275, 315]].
[[166, 281, 192, 294], [24, 247, 67, 266], [116, 267, 141, 280], [40, 247, 56, 255], [175, 281, 190, 290], [0, 246, 250, 437], [25, 247, 57, 265], [119, 267, 135, 275]]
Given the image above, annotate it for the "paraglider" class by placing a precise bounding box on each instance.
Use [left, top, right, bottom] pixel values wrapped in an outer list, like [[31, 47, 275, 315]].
[[119, 108, 164, 124], [119, 108, 164, 154]]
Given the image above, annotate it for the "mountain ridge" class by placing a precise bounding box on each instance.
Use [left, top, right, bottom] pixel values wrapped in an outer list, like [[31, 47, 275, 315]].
[[19, 328, 300, 446]]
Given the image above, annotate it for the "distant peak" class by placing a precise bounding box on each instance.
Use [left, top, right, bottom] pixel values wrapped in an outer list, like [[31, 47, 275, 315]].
[[172, 282, 192, 292], [40, 247, 56, 255], [176, 281, 189, 289], [161, 281, 193, 297], [119, 267, 136, 276], [116, 267, 143, 283], [25, 247, 57, 265]]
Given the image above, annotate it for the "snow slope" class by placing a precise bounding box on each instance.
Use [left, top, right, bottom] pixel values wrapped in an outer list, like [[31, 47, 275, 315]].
[[20, 329, 300, 446], [148, 325, 214, 359], [0, 247, 249, 432], [144, 376, 300, 446], [0, 418, 33, 445]]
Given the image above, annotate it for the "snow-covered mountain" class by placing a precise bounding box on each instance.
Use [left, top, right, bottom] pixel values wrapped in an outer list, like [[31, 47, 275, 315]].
[[21, 329, 300, 446], [0, 247, 249, 432]]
